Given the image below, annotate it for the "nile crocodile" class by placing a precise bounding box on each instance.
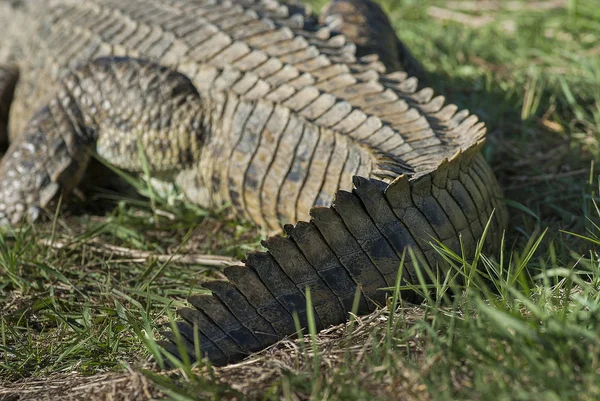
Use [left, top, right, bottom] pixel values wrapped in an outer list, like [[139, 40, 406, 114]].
[[0, 0, 508, 365]]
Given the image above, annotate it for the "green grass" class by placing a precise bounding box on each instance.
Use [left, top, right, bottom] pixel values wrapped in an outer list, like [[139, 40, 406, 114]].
[[1, 0, 600, 400]]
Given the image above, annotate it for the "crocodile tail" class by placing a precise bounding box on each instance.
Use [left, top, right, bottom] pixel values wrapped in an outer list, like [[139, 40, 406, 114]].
[[160, 139, 507, 366]]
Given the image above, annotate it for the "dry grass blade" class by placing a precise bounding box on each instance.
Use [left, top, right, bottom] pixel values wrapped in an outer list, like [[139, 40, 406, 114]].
[[445, 0, 566, 12], [427, 7, 495, 27], [38, 238, 243, 267], [0, 370, 161, 401]]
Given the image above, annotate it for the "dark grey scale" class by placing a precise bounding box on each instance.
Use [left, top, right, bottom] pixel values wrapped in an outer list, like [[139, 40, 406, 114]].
[[410, 174, 462, 255], [264, 236, 346, 327], [310, 207, 388, 307], [446, 164, 486, 239], [469, 156, 506, 241], [352, 176, 433, 281], [260, 113, 304, 229], [314, 133, 348, 208], [432, 158, 479, 244], [188, 295, 264, 354], [284, 221, 370, 314], [458, 166, 490, 232], [246, 251, 317, 331], [430, 183, 477, 258], [224, 263, 299, 337], [201, 280, 279, 348], [242, 105, 290, 227], [160, 321, 226, 363], [155, 341, 196, 365], [177, 307, 245, 363], [384, 176, 448, 265], [276, 116, 319, 223], [227, 100, 274, 219], [295, 126, 335, 220], [332, 190, 407, 289]]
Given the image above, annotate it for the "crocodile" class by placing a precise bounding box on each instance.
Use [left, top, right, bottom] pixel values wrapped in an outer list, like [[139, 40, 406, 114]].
[[0, 0, 508, 366]]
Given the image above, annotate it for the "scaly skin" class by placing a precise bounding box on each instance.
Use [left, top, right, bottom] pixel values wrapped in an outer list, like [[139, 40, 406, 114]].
[[0, 0, 507, 365]]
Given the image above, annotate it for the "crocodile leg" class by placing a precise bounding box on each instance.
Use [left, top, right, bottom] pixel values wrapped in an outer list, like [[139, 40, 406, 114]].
[[0, 57, 206, 225], [0, 65, 18, 153], [320, 0, 425, 77]]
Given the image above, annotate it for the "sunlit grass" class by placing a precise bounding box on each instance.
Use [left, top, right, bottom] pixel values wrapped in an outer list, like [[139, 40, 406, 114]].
[[1, 0, 599, 400]]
